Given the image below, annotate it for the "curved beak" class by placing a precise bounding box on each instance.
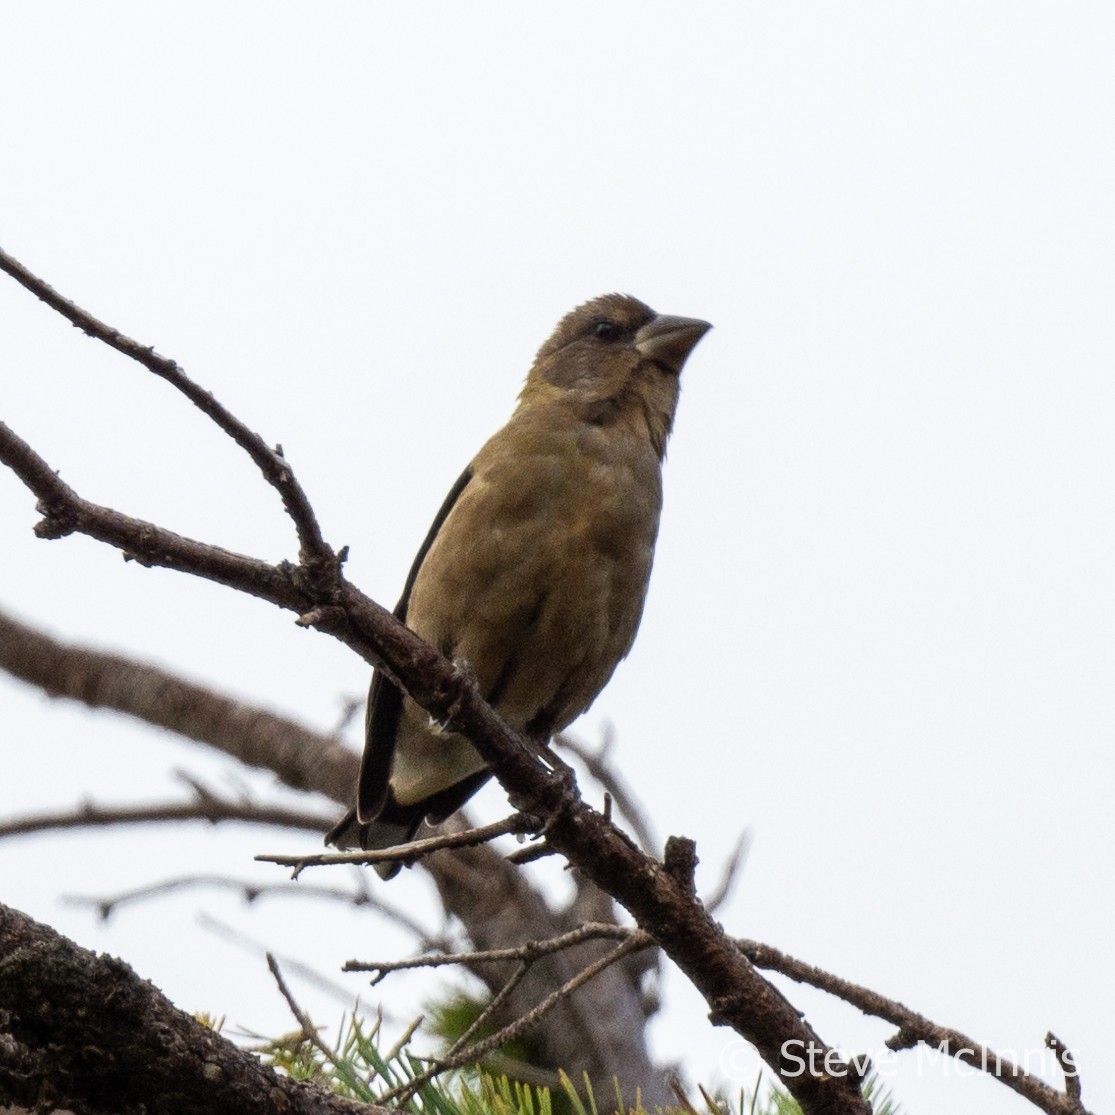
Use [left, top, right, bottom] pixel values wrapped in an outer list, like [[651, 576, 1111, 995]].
[[635, 314, 712, 374]]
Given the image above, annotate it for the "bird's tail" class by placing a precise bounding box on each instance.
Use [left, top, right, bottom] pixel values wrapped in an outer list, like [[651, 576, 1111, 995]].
[[325, 770, 493, 880], [324, 801, 425, 881]]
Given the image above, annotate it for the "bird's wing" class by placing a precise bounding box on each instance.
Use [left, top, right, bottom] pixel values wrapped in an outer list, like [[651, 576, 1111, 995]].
[[356, 464, 475, 822]]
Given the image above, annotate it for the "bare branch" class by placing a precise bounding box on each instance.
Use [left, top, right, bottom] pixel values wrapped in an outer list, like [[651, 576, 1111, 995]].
[[505, 840, 560, 866], [331, 695, 363, 737], [0, 419, 550, 801], [0, 420, 329, 620], [0, 606, 358, 803], [556, 728, 659, 854], [384, 935, 650, 1106], [737, 938, 1092, 1115], [443, 965, 531, 1063], [344, 922, 642, 981], [62, 873, 438, 943], [267, 953, 337, 1067], [0, 798, 332, 841], [257, 814, 539, 878], [1, 246, 871, 1113], [422, 814, 667, 1101], [1046, 1033, 1082, 1106], [381, 1014, 425, 1067], [0, 605, 668, 1103], [705, 829, 752, 914], [0, 244, 330, 564]]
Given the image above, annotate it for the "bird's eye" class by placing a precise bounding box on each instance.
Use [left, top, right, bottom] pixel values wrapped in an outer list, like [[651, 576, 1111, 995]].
[[592, 319, 620, 342]]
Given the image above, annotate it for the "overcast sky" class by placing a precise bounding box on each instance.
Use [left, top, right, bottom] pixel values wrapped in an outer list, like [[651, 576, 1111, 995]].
[[2, 5, 1113, 1113]]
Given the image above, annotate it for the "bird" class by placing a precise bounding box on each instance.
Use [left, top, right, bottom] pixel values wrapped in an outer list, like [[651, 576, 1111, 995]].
[[327, 293, 710, 877]]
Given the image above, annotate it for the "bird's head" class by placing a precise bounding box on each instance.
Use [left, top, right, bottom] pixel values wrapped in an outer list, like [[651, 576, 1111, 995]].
[[521, 293, 711, 458]]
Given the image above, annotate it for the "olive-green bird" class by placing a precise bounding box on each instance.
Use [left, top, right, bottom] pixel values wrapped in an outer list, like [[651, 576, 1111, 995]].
[[328, 294, 710, 877]]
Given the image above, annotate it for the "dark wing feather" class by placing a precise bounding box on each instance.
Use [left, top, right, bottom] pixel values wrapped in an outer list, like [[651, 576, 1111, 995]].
[[355, 465, 474, 823]]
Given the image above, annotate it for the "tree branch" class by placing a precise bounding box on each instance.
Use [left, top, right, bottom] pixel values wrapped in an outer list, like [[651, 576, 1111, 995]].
[[0, 901, 378, 1115], [0, 604, 668, 1104], [63, 874, 438, 943], [0, 244, 330, 564], [343, 922, 640, 982], [1, 246, 868, 1114], [2, 406, 859, 1110], [704, 829, 751, 914], [0, 798, 332, 841], [737, 938, 1092, 1115], [266, 953, 338, 1070], [0, 606, 357, 802], [257, 814, 539, 877], [382, 935, 649, 1108], [555, 729, 659, 855]]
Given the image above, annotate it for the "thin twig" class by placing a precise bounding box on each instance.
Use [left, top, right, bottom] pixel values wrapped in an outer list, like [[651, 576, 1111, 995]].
[[436, 937, 651, 1073], [669, 1079, 704, 1115], [266, 953, 336, 1066], [332, 695, 363, 737], [383, 934, 652, 1107], [62, 873, 437, 942], [738, 939, 1092, 1115], [1045, 1032, 1082, 1105], [457, 936, 651, 1065], [257, 814, 539, 878], [0, 799, 332, 840], [384, 1014, 426, 1066], [447, 963, 531, 1058], [705, 829, 752, 914], [556, 729, 659, 854], [415, 962, 565, 1090], [0, 244, 331, 564], [345, 922, 636, 980], [505, 840, 558, 866]]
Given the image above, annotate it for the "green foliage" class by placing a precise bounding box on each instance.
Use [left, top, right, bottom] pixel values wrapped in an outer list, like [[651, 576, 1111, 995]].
[[723, 1071, 902, 1115], [423, 987, 537, 1073], [257, 1012, 902, 1115], [458, 1073, 555, 1115], [258, 1013, 428, 1104], [860, 1073, 903, 1115]]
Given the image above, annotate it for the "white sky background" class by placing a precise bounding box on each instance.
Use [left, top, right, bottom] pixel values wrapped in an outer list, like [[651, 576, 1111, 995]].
[[2, 4, 1113, 1112]]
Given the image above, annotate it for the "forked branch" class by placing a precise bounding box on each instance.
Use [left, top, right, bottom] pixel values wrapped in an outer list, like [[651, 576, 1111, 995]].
[[11, 243, 1080, 1115]]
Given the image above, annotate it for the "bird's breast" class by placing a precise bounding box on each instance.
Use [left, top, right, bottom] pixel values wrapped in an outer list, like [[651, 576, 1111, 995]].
[[407, 417, 662, 737]]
